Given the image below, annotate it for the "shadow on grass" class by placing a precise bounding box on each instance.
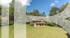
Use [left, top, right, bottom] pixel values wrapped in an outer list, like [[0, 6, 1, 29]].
[[66, 33, 70, 38]]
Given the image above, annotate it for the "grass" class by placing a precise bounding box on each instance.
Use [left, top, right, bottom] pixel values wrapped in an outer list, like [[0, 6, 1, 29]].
[[0, 24, 68, 38], [9, 25, 14, 38], [27, 25, 68, 38], [0, 26, 1, 38], [0, 25, 14, 38]]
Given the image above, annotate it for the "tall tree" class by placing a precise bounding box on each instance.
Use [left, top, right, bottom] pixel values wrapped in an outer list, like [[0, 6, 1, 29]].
[[26, 9, 46, 16], [0, 6, 1, 16], [49, 2, 68, 16], [42, 12, 46, 16], [49, 6, 59, 16], [59, 2, 68, 12], [31, 9, 40, 16], [0, 6, 1, 26], [9, 0, 14, 25], [27, 9, 41, 16]]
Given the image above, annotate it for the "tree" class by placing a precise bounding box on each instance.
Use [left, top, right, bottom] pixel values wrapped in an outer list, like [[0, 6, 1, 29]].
[[0, 6, 2, 26], [41, 12, 46, 16], [59, 2, 68, 12], [31, 9, 40, 16], [49, 2, 68, 16], [0, 6, 1, 16], [9, 0, 14, 25], [26, 9, 46, 16], [49, 6, 59, 16], [26, 9, 40, 16]]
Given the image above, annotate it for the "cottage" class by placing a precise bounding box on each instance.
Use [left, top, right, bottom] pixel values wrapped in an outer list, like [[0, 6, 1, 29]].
[[32, 19, 47, 27]]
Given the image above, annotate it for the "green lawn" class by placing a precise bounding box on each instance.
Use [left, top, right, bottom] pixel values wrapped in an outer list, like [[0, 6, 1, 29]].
[[27, 25, 68, 38], [0, 25, 14, 38], [9, 25, 14, 38], [0, 25, 68, 38]]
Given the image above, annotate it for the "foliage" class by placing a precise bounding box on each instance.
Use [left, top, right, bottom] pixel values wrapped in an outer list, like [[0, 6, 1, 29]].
[[66, 17, 70, 21], [66, 33, 70, 38], [0, 0, 15, 25], [49, 6, 59, 16], [26, 22, 34, 26], [49, 2, 68, 16], [41, 12, 46, 16], [26, 9, 46, 16], [9, 0, 14, 25], [47, 22, 57, 26], [0, 16, 1, 26], [0, 6, 1, 16], [59, 2, 68, 12], [0, 6, 1, 26], [47, 22, 62, 28]]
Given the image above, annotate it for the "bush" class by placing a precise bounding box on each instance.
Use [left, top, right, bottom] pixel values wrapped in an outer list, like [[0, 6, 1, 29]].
[[47, 22, 56, 26], [47, 22, 62, 28], [26, 22, 34, 26]]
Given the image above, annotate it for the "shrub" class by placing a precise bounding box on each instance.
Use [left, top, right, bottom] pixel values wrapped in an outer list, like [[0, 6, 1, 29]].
[[47, 22, 62, 28]]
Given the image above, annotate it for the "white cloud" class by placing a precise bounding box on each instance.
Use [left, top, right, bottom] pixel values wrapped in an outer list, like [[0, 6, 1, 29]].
[[16, 0, 31, 6], [55, 0, 59, 3], [0, 0, 12, 6], [50, 3, 55, 6], [0, 0, 31, 6]]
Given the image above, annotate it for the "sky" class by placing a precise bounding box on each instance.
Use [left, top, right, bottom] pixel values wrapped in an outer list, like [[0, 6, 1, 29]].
[[27, 0, 70, 16], [0, 0, 30, 6], [0, 0, 12, 6], [0, 0, 70, 16]]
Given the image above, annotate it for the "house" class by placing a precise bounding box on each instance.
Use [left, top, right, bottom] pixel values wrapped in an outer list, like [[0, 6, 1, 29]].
[[31, 19, 47, 27]]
